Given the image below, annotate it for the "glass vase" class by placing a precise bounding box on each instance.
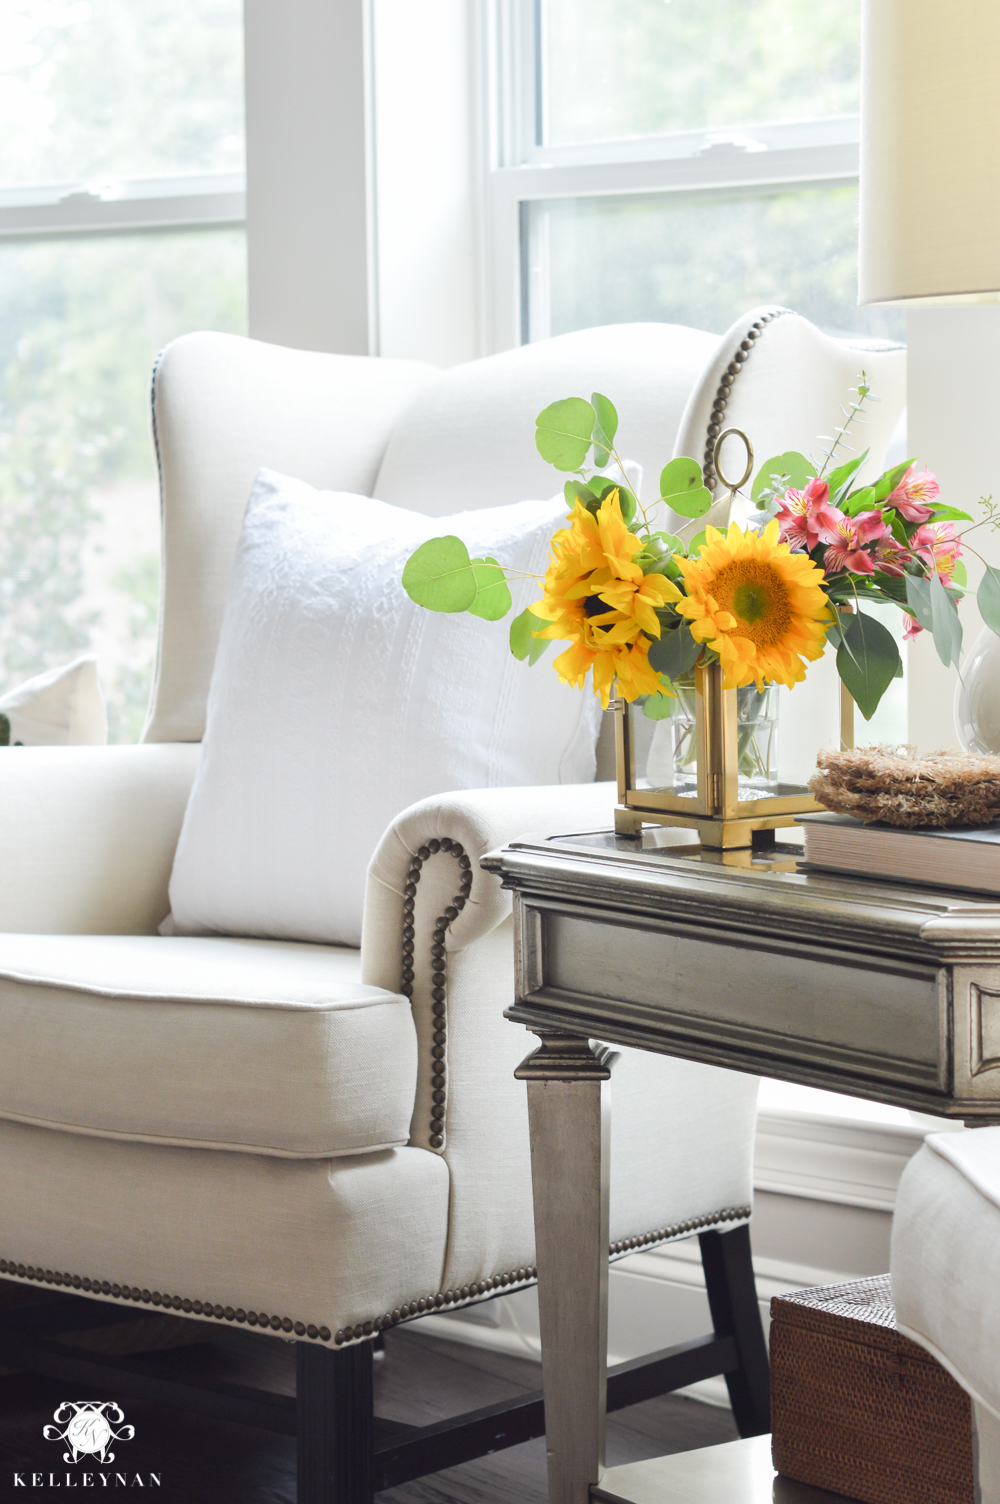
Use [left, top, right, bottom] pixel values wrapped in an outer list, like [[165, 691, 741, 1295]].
[[646, 679, 779, 797]]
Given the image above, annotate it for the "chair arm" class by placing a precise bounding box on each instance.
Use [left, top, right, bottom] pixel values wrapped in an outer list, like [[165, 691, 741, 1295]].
[[0, 743, 199, 934], [361, 780, 617, 981], [361, 783, 615, 1285], [362, 782, 757, 1297]]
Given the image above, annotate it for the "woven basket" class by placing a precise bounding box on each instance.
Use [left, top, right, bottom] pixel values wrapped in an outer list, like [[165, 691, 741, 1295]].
[[770, 1274, 974, 1504]]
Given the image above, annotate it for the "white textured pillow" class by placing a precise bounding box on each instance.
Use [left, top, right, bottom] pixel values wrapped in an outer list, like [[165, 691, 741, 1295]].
[[167, 469, 599, 946], [0, 656, 106, 745]]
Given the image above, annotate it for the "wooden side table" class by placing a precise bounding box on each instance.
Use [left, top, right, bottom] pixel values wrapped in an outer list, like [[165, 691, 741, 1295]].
[[483, 828, 1000, 1504]]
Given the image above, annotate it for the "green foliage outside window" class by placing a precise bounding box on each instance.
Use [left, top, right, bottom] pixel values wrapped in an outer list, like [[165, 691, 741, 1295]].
[[541, 0, 861, 146], [0, 231, 247, 740], [0, 0, 246, 740]]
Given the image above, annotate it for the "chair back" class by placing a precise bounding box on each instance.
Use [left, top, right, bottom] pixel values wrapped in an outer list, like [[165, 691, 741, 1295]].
[[144, 332, 438, 743], [143, 315, 905, 746]]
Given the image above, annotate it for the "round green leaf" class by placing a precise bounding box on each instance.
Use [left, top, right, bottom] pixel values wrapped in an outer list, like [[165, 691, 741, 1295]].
[[402, 536, 477, 612], [509, 607, 550, 665], [565, 478, 598, 507], [468, 556, 513, 621], [659, 457, 701, 498], [648, 622, 703, 679], [591, 392, 618, 467], [750, 451, 814, 502], [535, 398, 597, 471], [660, 457, 712, 518], [642, 691, 675, 721]]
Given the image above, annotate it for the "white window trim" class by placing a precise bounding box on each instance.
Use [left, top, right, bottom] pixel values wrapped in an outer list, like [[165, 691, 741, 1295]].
[[483, 0, 864, 352], [0, 172, 245, 240]]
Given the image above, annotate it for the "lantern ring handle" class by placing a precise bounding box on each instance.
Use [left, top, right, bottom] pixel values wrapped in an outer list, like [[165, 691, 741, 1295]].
[[713, 428, 754, 492]]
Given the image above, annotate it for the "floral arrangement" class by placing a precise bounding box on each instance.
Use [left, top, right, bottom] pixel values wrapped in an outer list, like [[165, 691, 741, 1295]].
[[402, 380, 1000, 721]]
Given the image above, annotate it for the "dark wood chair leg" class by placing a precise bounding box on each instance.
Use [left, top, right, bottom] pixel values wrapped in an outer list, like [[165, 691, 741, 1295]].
[[297, 1339, 374, 1504], [698, 1223, 771, 1437]]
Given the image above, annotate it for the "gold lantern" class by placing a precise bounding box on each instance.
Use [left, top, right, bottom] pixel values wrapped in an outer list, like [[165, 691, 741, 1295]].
[[613, 429, 856, 851], [613, 662, 855, 848]]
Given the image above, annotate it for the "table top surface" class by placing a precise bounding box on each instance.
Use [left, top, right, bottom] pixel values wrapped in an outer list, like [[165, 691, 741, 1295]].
[[490, 824, 1000, 914], [485, 825, 1000, 961]]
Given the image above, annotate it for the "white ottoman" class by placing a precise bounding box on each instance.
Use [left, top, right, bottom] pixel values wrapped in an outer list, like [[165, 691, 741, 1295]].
[[892, 1128, 1000, 1503]]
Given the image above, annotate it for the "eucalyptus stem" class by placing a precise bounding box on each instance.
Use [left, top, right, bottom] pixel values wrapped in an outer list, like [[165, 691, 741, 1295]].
[[818, 374, 872, 479]]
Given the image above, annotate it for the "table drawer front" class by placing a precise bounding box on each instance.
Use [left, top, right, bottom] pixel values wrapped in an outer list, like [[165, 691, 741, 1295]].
[[528, 907, 945, 1091]]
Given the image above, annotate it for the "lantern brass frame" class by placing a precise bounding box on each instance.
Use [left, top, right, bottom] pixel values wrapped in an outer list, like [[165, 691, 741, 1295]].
[[613, 661, 856, 849]]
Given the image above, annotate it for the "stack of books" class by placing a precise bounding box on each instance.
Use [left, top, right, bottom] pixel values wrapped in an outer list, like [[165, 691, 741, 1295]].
[[800, 812, 1000, 896]]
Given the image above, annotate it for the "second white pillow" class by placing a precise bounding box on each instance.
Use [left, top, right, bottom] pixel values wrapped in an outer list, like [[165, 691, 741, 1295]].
[[167, 470, 599, 947]]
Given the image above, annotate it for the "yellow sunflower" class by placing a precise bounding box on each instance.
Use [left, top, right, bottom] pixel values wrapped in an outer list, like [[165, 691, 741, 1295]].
[[531, 490, 681, 708], [675, 520, 830, 690]]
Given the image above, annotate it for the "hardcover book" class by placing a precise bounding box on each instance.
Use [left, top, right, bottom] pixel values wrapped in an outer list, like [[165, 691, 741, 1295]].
[[799, 812, 1000, 895]]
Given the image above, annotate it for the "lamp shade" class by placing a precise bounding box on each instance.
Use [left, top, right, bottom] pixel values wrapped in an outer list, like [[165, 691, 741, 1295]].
[[859, 0, 1000, 306]]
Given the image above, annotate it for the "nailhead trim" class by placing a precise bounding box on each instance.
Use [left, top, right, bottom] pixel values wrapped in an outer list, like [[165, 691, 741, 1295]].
[[0, 1205, 750, 1351], [702, 308, 791, 493], [334, 1263, 539, 1346], [400, 838, 473, 1150], [0, 1258, 331, 1343], [331, 1202, 752, 1345], [609, 1203, 752, 1257]]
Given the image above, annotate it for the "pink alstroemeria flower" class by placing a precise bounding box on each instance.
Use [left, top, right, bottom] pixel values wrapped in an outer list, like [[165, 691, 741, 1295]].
[[911, 521, 961, 584], [818, 508, 888, 574], [903, 614, 923, 641], [775, 476, 836, 553], [885, 464, 940, 524], [869, 534, 913, 578]]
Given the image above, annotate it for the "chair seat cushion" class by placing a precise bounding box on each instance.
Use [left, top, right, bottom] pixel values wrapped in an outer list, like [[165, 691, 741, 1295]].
[[0, 934, 416, 1159]]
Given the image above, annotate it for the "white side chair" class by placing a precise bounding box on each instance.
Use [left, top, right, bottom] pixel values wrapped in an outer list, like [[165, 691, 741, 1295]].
[[0, 311, 905, 1503], [893, 1128, 1000, 1502]]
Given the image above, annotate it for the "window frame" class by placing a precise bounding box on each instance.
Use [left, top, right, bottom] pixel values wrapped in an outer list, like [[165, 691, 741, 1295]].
[[483, 0, 862, 352], [0, 172, 244, 242]]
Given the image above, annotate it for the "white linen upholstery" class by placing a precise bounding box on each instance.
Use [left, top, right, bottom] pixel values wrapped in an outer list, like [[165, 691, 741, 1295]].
[[167, 472, 599, 947], [672, 305, 907, 538], [0, 655, 106, 745], [145, 332, 439, 744], [892, 1129, 1000, 1496], [0, 935, 415, 1158], [0, 1120, 450, 1341], [0, 744, 198, 935], [362, 780, 759, 1295], [373, 322, 718, 516]]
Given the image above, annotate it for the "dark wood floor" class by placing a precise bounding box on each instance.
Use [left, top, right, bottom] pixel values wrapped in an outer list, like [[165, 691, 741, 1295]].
[[0, 1321, 736, 1503]]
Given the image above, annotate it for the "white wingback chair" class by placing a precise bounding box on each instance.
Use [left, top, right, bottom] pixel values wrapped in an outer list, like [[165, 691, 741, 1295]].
[[0, 309, 905, 1502]]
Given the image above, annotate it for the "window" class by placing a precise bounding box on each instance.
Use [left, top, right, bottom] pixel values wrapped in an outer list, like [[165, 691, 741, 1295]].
[[0, 1, 246, 739], [487, 0, 905, 351]]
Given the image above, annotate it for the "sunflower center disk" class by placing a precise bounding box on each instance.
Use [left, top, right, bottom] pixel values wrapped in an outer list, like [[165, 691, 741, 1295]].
[[583, 593, 616, 631], [713, 562, 793, 648]]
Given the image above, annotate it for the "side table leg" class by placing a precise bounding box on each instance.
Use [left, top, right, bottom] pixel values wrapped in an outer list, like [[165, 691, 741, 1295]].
[[516, 1031, 617, 1504]]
